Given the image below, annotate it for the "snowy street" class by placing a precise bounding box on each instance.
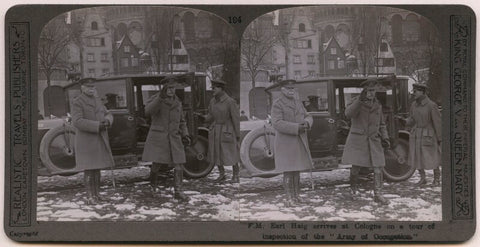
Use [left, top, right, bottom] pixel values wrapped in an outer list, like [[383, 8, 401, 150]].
[[37, 166, 441, 221]]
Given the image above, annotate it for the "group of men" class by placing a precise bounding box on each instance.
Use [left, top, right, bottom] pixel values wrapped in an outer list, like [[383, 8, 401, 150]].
[[71, 77, 239, 204], [271, 78, 442, 206]]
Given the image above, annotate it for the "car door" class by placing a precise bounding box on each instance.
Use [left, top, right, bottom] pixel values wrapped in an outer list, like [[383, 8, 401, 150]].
[[295, 80, 338, 159], [95, 78, 137, 155]]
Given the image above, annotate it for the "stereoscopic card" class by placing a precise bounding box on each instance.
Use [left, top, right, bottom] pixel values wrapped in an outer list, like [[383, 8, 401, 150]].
[[3, 4, 476, 243]]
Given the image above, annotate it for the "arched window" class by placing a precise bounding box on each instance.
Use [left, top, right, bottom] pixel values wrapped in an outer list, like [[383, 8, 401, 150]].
[[299, 23, 306, 32], [183, 12, 195, 41], [91, 21, 98, 30], [391, 14, 403, 44], [404, 14, 420, 42]]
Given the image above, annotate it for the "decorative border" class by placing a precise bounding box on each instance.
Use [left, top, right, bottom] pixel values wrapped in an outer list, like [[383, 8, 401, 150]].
[[8, 22, 32, 227], [450, 15, 474, 220]]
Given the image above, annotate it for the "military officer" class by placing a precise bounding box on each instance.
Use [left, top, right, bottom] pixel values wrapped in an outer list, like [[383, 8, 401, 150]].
[[71, 78, 114, 205], [198, 80, 240, 183], [142, 78, 191, 201], [341, 78, 390, 205], [404, 83, 442, 186], [271, 80, 313, 207]]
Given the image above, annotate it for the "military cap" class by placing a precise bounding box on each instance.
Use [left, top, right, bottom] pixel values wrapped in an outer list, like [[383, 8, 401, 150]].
[[211, 80, 227, 87], [282, 79, 297, 88], [78, 77, 96, 87], [360, 78, 379, 88], [412, 82, 428, 91]]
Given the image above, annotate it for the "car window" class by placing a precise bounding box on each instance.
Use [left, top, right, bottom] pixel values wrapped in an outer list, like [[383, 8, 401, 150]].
[[296, 81, 328, 112], [96, 79, 128, 110]]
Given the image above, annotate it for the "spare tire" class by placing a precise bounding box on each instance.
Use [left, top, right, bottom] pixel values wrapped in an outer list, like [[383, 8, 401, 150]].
[[39, 124, 78, 175], [240, 126, 279, 177], [383, 138, 415, 182]]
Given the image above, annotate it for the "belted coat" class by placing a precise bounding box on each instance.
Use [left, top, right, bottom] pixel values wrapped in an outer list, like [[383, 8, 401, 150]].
[[72, 93, 114, 172], [341, 97, 389, 168], [406, 96, 442, 170], [142, 94, 189, 164], [271, 93, 313, 173], [205, 92, 240, 166]]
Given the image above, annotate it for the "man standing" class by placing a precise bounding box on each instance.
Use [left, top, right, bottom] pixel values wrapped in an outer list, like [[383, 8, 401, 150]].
[[142, 78, 191, 201], [271, 80, 313, 207], [405, 83, 442, 186], [199, 80, 240, 183], [342, 79, 390, 205], [72, 78, 114, 205]]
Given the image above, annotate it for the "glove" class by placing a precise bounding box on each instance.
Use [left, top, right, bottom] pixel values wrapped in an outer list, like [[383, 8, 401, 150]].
[[99, 120, 110, 131], [298, 123, 308, 134], [360, 89, 368, 102], [182, 135, 192, 146], [381, 139, 391, 149]]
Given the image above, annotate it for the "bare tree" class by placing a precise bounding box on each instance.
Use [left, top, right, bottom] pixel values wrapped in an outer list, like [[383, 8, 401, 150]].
[[145, 8, 181, 73], [351, 7, 387, 76], [38, 14, 71, 114], [241, 19, 277, 88]]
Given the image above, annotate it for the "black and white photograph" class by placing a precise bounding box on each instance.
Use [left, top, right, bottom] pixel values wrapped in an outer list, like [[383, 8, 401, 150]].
[[36, 6, 242, 221], [239, 6, 443, 221], [3, 3, 476, 243]]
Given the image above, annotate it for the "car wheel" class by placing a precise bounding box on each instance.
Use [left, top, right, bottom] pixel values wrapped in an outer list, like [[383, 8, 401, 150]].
[[183, 136, 214, 178], [240, 126, 279, 177], [383, 138, 415, 182], [39, 124, 78, 175]]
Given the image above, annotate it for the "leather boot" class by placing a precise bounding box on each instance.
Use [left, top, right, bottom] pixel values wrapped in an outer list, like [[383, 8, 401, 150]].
[[174, 167, 188, 202], [149, 170, 159, 193], [292, 171, 303, 203], [84, 171, 96, 205], [350, 166, 360, 200], [214, 165, 226, 182], [415, 169, 427, 186], [373, 170, 389, 205], [231, 164, 240, 183], [93, 170, 105, 202], [283, 172, 296, 207], [432, 168, 440, 187]]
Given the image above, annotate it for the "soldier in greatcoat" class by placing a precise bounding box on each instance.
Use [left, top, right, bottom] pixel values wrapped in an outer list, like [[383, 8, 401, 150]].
[[142, 79, 191, 201], [402, 83, 442, 186], [71, 78, 114, 204], [198, 80, 240, 183], [271, 80, 313, 207], [341, 79, 390, 205]]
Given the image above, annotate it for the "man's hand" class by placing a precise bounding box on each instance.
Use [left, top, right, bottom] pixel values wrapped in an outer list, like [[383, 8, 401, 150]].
[[99, 120, 110, 131], [382, 138, 391, 149], [298, 122, 309, 134], [360, 89, 368, 102], [182, 135, 192, 146]]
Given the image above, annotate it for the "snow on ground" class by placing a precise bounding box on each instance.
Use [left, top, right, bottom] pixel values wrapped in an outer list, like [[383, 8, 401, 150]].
[[37, 166, 442, 221]]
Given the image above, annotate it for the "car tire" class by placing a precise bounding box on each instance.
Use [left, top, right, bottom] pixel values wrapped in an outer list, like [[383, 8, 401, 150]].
[[240, 126, 278, 177], [383, 138, 415, 182], [39, 124, 78, 175], [183, 136, 214, 178]]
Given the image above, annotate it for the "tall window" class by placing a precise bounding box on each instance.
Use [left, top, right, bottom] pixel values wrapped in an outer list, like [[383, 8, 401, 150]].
[[299, 23, 305, 32], [294, 70, 301, 78], [330, 48, 337, 55], [328, 60, 335, 70], [380, 42, 388, 52], [308, 40, 312, 48], [100, 38, 105, 46], [338, 59, 345, 69], [121, 58, 129, 67], [124, 46, 130, 53], [293, 55, 301, 64], [87, 53, 95, 62], [91, 21, 98, 30], [101, 53, 108, 62], [307, 55, 315, 64], [173, 40, 181, 49]]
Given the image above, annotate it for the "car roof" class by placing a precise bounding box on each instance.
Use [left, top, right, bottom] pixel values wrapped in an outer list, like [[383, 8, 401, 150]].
[[265, 75, 409, 91], [64, 72, 207, 89]]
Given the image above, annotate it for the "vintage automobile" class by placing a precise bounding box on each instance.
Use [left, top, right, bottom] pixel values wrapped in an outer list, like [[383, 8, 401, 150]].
[[38, 73, 214, 178], [240, 75, 416, 182]]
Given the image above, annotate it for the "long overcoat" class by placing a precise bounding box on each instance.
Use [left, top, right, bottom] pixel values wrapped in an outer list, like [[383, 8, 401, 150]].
[[341, 97, 389, 168], [271, 93, 313, 173], [72, 93, 114, 172], [406, 96, 441, 170], [205, 92, 240, 166], [142, 94, 188, 164]]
